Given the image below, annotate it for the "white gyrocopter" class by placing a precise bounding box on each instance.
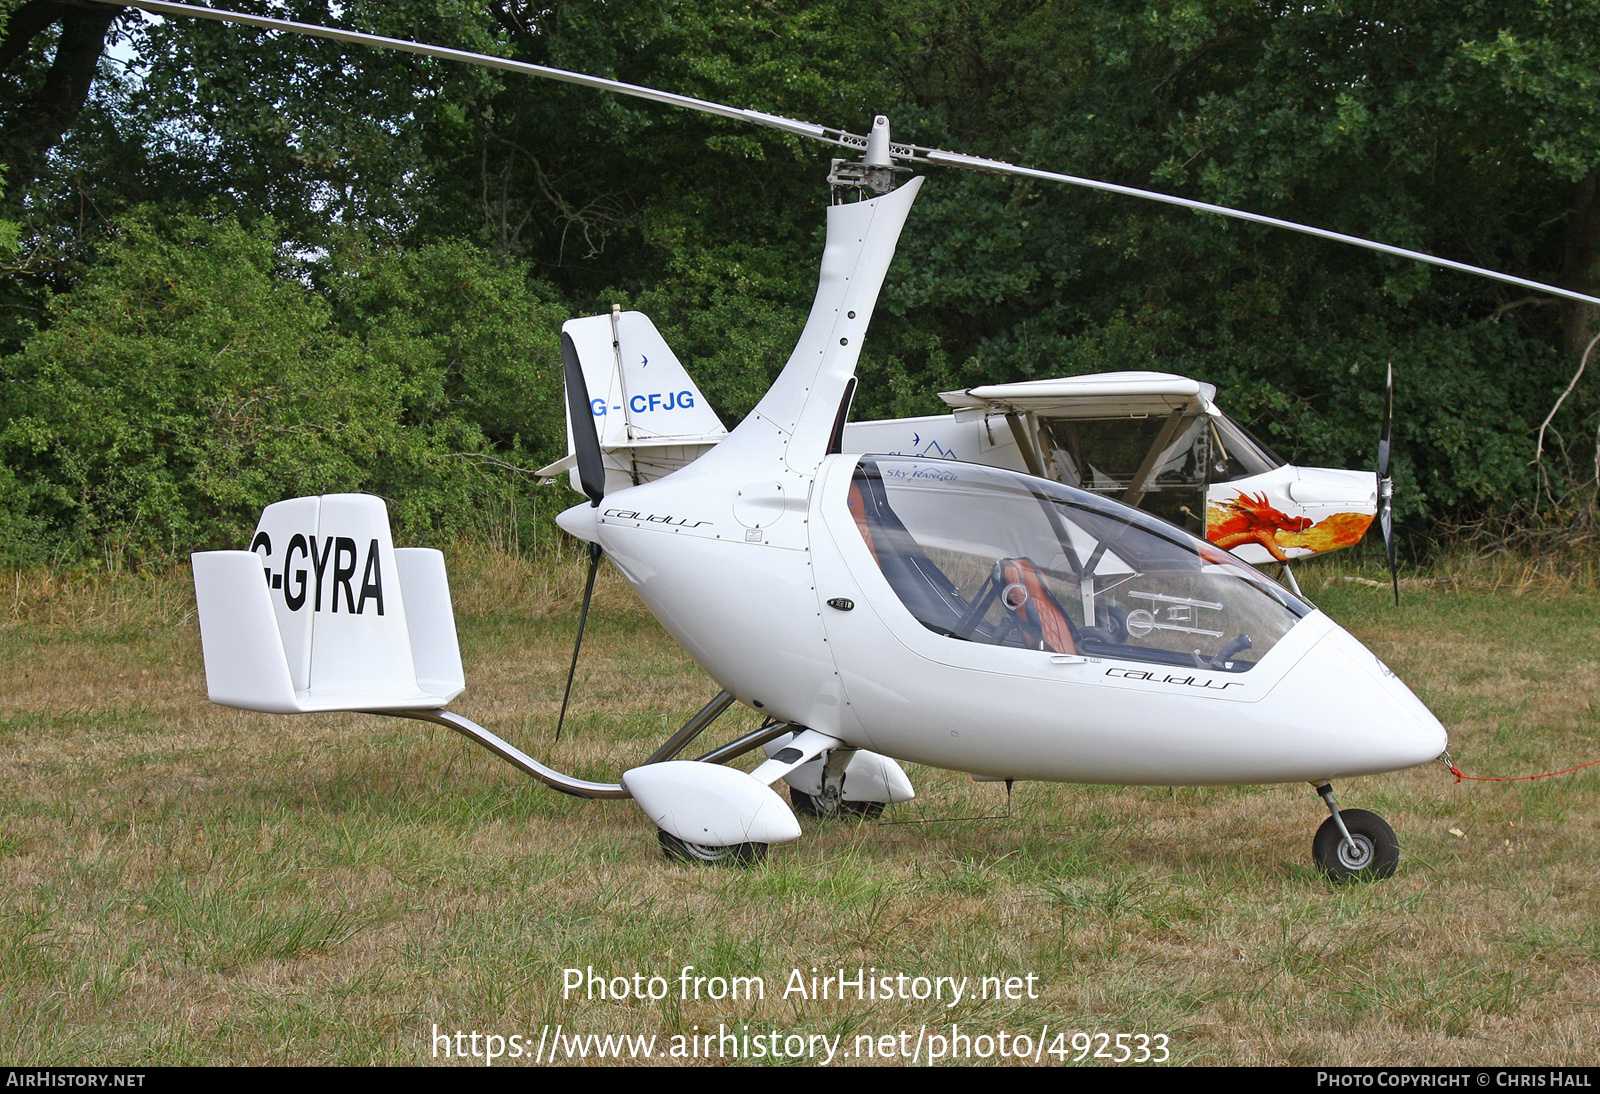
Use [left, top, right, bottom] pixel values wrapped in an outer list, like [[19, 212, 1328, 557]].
[[140, 0, 1600, 880]]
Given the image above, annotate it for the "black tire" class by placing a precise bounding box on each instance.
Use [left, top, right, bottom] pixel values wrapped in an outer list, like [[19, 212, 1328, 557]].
[[1313, 808, 1399, 882], [789, 786, 885, 820], [657, 830, 767, 867]]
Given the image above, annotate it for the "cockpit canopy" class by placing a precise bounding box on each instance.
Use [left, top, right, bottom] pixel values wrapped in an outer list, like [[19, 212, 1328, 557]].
[[849, 457, 1310, 672]]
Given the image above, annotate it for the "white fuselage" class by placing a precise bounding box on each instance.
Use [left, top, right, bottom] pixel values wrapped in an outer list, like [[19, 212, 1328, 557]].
[[557, 176, 1445, 790], [585, 453, 1445, 786]]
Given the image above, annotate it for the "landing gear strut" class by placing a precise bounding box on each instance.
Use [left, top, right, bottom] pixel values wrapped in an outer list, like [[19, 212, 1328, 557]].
[[1311, 783, 1398, 882], [788, 747, 888, 819]]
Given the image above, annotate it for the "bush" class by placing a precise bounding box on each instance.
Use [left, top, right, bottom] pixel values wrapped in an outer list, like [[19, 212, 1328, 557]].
[[0, 213, 572, 563]]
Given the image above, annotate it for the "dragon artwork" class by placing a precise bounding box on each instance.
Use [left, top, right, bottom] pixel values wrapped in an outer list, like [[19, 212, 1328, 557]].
[[1206, 491, 1373, 562]]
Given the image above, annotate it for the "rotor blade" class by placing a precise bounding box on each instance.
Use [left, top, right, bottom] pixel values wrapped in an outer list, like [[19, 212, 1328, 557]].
[[556, 542, 603, 743], [101, 0, 850, 146], [561, 332, 606, 507], [917, 150, 1600, 310], [103, 0, 1600, 311]]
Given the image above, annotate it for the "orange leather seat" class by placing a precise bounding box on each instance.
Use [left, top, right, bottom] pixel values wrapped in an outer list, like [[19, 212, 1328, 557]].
[[1000, 558, 1076, 654]]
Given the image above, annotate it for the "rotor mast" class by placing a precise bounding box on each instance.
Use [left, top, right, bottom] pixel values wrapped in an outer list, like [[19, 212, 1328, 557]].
[[826, 116, 909, 202]]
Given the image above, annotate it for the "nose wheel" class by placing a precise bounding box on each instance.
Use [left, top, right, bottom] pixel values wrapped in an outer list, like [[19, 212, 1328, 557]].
[[1311, 783, 1398, 882]]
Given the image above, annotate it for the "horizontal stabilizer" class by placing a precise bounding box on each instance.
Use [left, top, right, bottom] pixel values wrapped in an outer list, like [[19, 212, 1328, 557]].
[[191, 494, 465, 713]]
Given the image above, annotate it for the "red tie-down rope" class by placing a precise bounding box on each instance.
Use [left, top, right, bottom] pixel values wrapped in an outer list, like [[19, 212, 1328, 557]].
[[1442, 752, 1600, 783]]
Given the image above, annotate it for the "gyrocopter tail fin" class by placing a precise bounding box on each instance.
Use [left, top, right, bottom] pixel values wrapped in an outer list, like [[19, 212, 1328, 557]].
[[191, 493, 465, 713]]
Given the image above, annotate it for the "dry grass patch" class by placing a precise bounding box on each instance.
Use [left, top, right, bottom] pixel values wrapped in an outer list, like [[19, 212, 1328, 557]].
[[1, 549, 1598, 1065]]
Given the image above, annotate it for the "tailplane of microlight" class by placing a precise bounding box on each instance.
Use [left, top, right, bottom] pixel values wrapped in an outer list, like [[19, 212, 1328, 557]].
[[536, 308, 727, 497]]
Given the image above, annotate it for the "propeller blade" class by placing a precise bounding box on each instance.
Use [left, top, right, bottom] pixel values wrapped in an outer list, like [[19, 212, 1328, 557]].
[[1377, 363, 1393, 481], [556, 542, 603, 742], [561, 332, 606, 507], [103, 0, 1600, 311], [1377, 364, 1398, 606], [1380, 485, 1397, 606]]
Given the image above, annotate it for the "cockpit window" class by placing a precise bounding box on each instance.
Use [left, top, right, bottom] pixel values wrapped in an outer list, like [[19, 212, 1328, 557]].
[[1035, 409, 1284, 533], [1209, 412, 1283, 481], [850, 457, 1309, 672]]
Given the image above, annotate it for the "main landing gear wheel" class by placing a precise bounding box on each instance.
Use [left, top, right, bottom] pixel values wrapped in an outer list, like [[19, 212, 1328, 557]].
[[789, 786, 885, 820], [657, 829, 767, 867], [1313, 808, 1399, 882]]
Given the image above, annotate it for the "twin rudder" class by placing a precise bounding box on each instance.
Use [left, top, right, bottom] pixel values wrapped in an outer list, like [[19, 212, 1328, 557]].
[[191, 493, 465, 715]]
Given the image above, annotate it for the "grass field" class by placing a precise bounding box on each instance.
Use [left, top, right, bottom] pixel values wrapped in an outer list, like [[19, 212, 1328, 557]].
[[2, 547, 1598, 1066]]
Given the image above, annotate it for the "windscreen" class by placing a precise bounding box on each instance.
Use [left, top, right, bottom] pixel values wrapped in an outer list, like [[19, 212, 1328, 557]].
[[849, 457, 1310, 672], [1209, 411, 1284, 480]]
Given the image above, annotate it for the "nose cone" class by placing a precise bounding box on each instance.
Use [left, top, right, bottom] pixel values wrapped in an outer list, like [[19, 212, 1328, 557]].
[[556, 501, 600, 544], [1261, 623, 1447, 780]]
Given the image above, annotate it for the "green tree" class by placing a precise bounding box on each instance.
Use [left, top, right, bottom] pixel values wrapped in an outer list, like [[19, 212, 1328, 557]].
[[0, 0, 127, 191], [0, 212, 568, 562], [870, 0, 1600, 523], [7, 0, 1600, 558]]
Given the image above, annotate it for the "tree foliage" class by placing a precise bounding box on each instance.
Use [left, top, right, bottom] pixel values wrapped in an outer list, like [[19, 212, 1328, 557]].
[[3, 0, 1600, 562], [0, 213, 567, 562], [873, 0, 1600, 519]]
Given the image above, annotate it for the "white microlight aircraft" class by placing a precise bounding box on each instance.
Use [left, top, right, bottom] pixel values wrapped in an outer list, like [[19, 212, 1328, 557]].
[[845, 377, 1385, 576], [139, 0, 1600, 881]]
